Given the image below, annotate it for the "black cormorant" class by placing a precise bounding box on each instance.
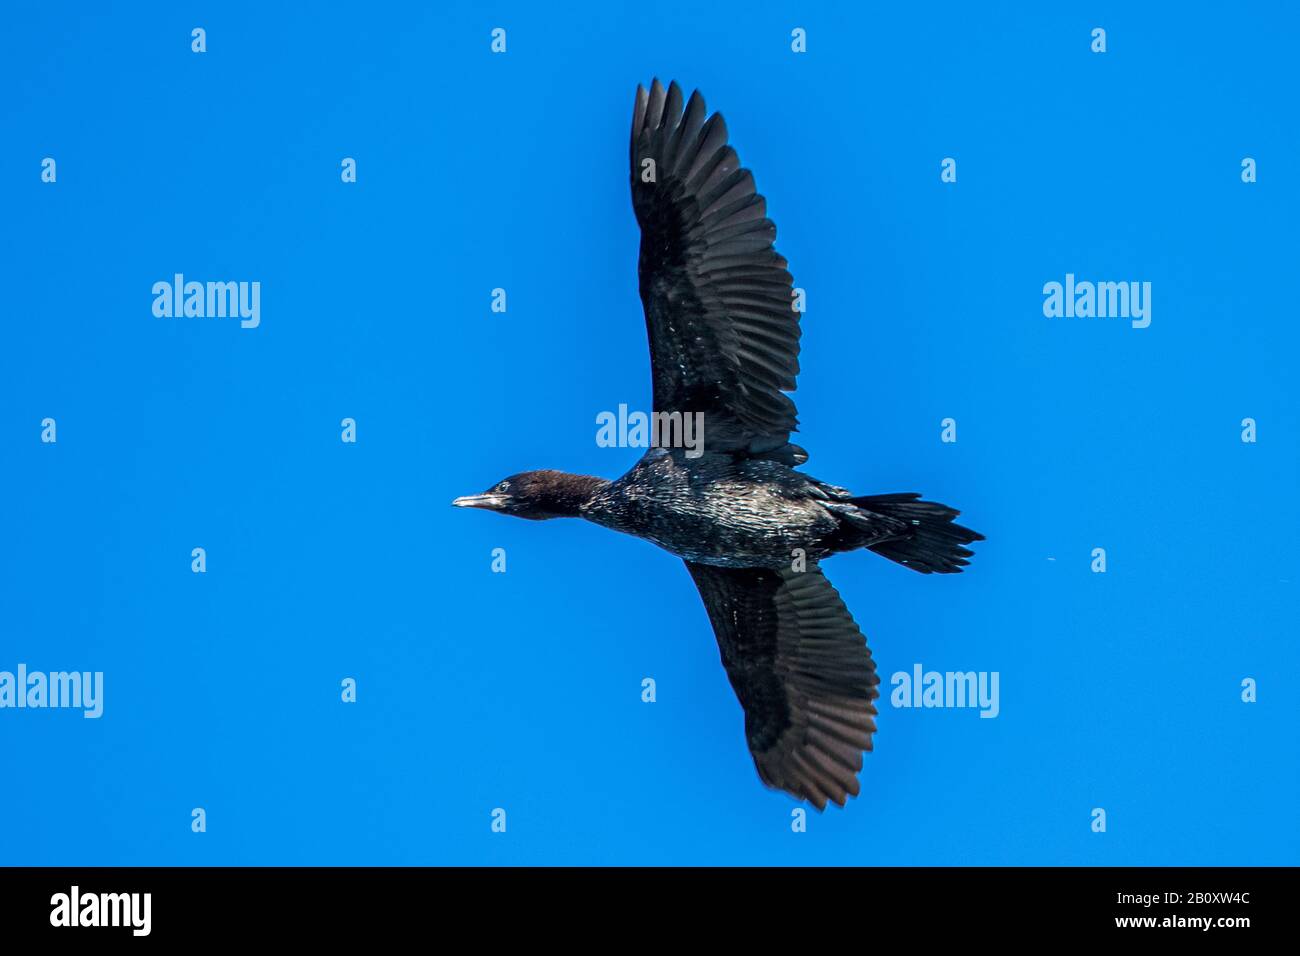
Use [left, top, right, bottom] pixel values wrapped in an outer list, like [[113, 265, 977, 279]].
[[454, 79, 983, 809]]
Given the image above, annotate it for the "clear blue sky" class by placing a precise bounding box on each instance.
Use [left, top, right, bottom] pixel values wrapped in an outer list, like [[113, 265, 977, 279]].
[[1, 1, 1296, 864]]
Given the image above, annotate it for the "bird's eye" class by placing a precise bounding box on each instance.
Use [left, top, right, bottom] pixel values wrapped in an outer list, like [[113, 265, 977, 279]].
[[498, 482, 510, 492]]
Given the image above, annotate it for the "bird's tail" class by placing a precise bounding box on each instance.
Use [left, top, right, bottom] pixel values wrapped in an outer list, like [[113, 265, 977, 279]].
[[846, 493, 983, 574]]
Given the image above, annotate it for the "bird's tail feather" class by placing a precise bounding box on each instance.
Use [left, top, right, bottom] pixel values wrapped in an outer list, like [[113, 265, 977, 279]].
[[849, 493, 983, 574]]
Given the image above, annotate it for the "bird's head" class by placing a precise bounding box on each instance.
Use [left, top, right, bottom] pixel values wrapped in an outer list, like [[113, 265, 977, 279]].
[[452, 470, 606, 521]]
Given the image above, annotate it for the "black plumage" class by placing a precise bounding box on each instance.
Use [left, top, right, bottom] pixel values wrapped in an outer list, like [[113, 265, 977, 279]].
[[454, 80, 983, 810], [630, 80, 805, 464]]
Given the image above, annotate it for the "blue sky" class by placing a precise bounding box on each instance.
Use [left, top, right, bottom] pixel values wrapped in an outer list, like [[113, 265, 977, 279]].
[[1, 1, 1297, 864]]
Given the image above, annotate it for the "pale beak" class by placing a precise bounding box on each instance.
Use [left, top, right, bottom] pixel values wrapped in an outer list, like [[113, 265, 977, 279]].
[[452, 493, 508, 510]]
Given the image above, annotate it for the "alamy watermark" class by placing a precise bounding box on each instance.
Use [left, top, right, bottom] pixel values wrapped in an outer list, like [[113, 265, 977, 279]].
[[596, 404, 704, 458], [1043, 273, 1151, 329], [152, 274, 260, 328], [890, 664, 999, 718], [0, 664, 103, 718], [50, 886, 150, 936]]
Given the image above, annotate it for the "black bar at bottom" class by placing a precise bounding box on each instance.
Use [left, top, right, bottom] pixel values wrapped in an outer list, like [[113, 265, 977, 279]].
[[0, 866, 1280, 941]]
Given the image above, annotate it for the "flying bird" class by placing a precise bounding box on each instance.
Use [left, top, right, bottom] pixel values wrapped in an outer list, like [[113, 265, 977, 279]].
[[455, 79, 983, 809]]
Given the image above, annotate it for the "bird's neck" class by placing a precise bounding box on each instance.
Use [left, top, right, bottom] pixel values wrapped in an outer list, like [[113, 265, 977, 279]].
[[542, 472, 611, 517]]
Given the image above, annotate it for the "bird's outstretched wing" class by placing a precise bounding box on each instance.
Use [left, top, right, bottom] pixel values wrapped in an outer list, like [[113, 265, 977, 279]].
[[685, 561, 880, 809], [630, 79, 806, 465]]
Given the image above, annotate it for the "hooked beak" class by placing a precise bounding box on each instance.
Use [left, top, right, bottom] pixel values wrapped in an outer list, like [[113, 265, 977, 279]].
[[452, 493, 508, 511]]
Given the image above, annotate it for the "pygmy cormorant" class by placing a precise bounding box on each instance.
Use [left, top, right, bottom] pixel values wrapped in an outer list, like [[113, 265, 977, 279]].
[[454, 79, 983, 809]]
